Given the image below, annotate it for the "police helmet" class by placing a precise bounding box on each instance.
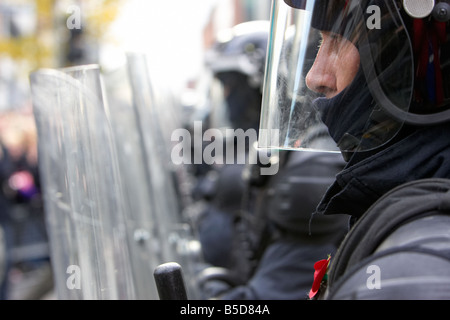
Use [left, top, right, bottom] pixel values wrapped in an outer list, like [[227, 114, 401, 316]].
[[258, 0, 449, 155]]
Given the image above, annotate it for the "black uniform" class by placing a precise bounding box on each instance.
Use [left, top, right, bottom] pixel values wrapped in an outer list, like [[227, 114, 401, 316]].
[[315, 123, 450, 299], [205, 150, 349, 300]]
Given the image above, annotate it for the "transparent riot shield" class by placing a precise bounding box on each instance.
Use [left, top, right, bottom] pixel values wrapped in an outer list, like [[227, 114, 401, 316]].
[[150, 75, 193, 213], [29, 65, 136, 299], [126, 53, 203, 299], [100, 66, 166, 300], [103, 68, 171, 299]]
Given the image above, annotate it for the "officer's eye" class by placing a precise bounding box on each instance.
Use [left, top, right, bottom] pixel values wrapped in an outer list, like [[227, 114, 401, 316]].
[[319, 32, 343, 53]]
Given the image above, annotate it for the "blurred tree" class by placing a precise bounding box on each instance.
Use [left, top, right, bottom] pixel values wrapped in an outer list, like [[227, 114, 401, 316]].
[[84, 0, 123, 40], [0, 0, 55, 68], [0, 0, 124, 69]]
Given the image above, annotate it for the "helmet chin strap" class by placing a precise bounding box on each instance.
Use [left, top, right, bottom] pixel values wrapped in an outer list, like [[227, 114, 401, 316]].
[[360, 38, 450, 126], [358, 1, 450, 126]]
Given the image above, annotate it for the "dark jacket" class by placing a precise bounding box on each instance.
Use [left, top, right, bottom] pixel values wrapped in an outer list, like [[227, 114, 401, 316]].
[[214, 150, 349, 300], [314, 123, 450, 299], [316, 123, 450, 221]]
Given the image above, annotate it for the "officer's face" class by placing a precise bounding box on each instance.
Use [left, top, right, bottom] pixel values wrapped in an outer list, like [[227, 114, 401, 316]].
[[306, 32, 360, 99]]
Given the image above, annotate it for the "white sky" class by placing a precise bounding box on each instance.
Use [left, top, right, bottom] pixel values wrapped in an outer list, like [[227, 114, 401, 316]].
[[101, 0, 217, 92]]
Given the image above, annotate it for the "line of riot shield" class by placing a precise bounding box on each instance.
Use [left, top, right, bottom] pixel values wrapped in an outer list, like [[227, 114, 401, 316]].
[[30, 65, 138, 299], [125, 53, 204, 299], [100, 65, 167, 300]]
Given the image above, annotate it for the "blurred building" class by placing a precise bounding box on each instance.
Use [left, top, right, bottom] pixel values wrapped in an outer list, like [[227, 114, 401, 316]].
[[0, 0, 124, 112]]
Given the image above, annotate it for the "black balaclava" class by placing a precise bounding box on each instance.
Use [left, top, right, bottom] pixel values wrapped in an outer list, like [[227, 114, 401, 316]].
[[309, 0, 411, 160], [312, 68, 373, 153]]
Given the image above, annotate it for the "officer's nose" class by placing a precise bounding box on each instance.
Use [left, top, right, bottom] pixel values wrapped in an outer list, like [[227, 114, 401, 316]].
[[305, 47, 337, 98]]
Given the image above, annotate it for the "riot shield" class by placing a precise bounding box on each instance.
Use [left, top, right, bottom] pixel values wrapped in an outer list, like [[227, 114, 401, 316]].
[[100, 65, 168, 300], [30, 65, 137, 299], [126, 53, 203, 299]]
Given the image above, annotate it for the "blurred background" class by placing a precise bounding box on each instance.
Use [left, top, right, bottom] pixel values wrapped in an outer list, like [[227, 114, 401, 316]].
[[0, 0, 270, 109], [0, 0, 271, 300]]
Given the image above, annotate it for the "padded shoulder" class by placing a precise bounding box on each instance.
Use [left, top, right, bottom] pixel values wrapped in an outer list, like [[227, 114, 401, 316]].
[[325, 178, 450, 299], [327, 215, 450, 299], [326, 247, 450, 299], [376, 215, 450, 254]]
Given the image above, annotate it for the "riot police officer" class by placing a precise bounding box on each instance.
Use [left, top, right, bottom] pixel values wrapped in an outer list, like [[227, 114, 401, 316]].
[[195, 20, 349, 300], [193, 21, 270, 271], [260, 0, 450, 299]]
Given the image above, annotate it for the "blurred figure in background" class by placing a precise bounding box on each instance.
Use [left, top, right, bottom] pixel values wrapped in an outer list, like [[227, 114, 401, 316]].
[[193, 21, 349, 299], [192, 21, 268, 272], [0, 109, 50, 300]]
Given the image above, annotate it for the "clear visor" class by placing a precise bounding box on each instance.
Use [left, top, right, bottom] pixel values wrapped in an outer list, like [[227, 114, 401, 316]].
[[259, 0, 414, 154]]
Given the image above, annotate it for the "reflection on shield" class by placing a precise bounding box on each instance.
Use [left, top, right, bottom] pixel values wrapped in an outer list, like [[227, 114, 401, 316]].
[[30, 61, 204, 300], [126, 53, 204, 299], [30, 65, 137, 299]]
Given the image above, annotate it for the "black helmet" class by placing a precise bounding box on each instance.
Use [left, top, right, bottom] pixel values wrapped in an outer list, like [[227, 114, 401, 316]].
[[258, 0, 449, 154], [205, 20, 269, 91]]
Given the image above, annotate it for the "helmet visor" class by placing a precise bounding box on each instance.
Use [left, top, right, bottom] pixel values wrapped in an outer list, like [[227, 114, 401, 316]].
[[259, 0, 414, 153]]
